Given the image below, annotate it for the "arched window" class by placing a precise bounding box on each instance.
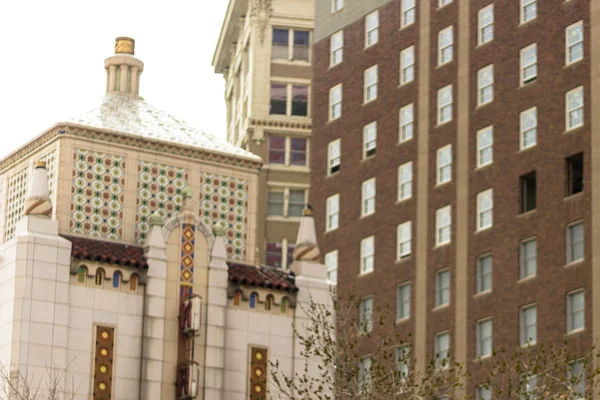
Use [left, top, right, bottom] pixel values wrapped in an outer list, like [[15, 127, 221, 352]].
[[112, 272, 121, 289], [95, 269, 104, 286], [249, 292, 257, 309], [265, 295, 274, 311], [77, 266, 87, 284], [129, 274, 138, 292], [233, 290, 242, 306], [280, 297, 288, 313]]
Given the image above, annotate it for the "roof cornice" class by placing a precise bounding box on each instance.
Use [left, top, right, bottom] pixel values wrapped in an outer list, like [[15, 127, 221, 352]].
[[213, 0, 248, 73]]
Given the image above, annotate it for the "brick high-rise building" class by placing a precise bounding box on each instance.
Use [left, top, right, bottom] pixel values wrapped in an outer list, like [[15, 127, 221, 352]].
[[311, 0, 595, 396]]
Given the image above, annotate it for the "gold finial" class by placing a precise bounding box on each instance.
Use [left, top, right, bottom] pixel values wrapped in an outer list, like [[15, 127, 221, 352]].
[[34, 160, 47, 169], [115, 37, 135, 55]]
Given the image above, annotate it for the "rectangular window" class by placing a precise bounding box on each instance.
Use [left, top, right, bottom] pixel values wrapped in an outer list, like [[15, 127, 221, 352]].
[[364, 65, 378, 103], [401, 0, 416, 27], [567, 221, 584, 264], [325, 250, 338, 284], [269, 137, 307, 166], [329, 84, 342, 120], [270, 83, 287, 115], [359, 296, 373, 333], [290, 138, 307, 166], [288, 189, 305, 217], [365, 11, 379, 47], [439, 0, 452, 8], [438, 26, 454, 65], [566, 21, 584, 65], [398, 162, 413, 201], [326, 194, 339, 231], [358, 357, 372, 389], [476, 254, 492, 294], [332, 0, 344, 12], [520, 107, 537, 149], [566, 86, 584, 130], [567, 290, 585, 333], [328, 139, 341, 175], [435, 270, 450, 307], [520, 238, 537, 280], [568, 360, 586, 398], [477, 386, 491, 400], [267, 190, 284, 216], [361, 178, 376, 217], [400, 46, 415, 85], [520, 171, 537, 213], [437, 144, 452, 185], [266, 241, 284, 268], [436, 205, 452, 246], [478, 5, 494, 45], [363, 122, 377, 158], [293, 30, 310, 61], [396, 283, 411, 320], [477, 65, 494, 106], [396, 345, 411, 379], [477, 126, 493, 168], [437, 85, 453, 124], [272, 28, 289, 60], [291, 85, 308, 116], [521, 374, 538, 399], [399, 103, 414, 142], [520, 44, 537, 84], [435, 332, 450, 369], [331, 30, 344, 66], [269, 137, 286, 164], [520, 304, 537, 346], [566, 153, 583, 196], [361, 236, 375, 274], [270, 84, 309, 116], [267, 188, 306, 218], [397, 221, 412, 259], [272, 28, 310, 61], [476, 319, 493, 358], [521, 0, 537, 24]]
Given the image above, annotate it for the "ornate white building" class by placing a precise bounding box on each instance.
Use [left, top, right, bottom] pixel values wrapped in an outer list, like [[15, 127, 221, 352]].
[[0, 38, 331, 400]]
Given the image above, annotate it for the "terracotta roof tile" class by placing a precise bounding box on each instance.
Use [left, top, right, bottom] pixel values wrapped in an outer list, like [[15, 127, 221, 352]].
[[61, 234, 148, 269], [227, 261, 298, 292]]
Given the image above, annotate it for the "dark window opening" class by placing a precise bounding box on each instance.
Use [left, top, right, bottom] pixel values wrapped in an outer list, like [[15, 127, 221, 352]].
[[272, 29, 289, 60], [566, 153, 583, 196], [291, 85, 308, 116], [520, 171, 536, 213], [293, 30, 310, 61], [270, 84, 287, 115], [268, 137, 285, 164]]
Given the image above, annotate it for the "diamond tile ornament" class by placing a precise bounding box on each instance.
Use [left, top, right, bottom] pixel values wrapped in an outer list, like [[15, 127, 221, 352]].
[[200, 173, 248, 260], [4, 166, 28, 241], [135, 161, 187, 243], [70, 149, 125, 240]]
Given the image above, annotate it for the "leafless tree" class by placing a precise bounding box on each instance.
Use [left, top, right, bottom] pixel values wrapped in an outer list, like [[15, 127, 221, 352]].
[[0, 363, 76, 400]]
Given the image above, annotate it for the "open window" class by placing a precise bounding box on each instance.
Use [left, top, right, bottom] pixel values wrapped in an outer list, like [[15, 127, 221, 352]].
[[520, 171, 536, 213], [566, 153, 583, 196]]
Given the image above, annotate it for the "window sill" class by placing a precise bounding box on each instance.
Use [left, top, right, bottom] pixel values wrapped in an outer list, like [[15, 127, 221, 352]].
[[518, 144, 537, 153], [475, 354, 492, 362], [565, 259, 584, 268], [263, 164, 310, 172], [433, 304, 450, 312], [564, 192, 584, 201], [519, 18, 537, 27], [565, 58, 584, 68], [362, 98, 377, 106], [358, 269, 375, 277], [475, 100, 493, 110], [475, 162, 492, 171], [474, 289, 492, 298], [395, 254, 412, 264], [399, 23, 415, 31], [435, 180, 452, 188], [566, 328, 585, 337], [436, 119, 453, 128], [271, 59, 311, 66], [564, 124, 584, 134], [518, 275, 536, 284], [436, 60, 454, 69], [398, 80, 415, 88], [434, 241, 452, 249], [396, 196, 412, 204], [324, 227, 338, 234], [521, 341, 537, 348], [398, 137, 414, 146], [329, 62, 342, 70], [518, 78, 538, 89], [360, 211, 375, 219], [476, 40, 494, 49], [326, 171, 341, 179], [266, 216, 301, 223], [517, 209, 537, 218], [395, 317, 410, 325], [328, 116, 342, 123], [475, 225, 493, 234]]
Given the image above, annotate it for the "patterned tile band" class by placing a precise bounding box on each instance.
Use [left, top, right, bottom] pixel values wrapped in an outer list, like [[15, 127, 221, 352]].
[[70, 149, 125, 240], [93, 326, 114, 400], [180, 223, 196, 298]]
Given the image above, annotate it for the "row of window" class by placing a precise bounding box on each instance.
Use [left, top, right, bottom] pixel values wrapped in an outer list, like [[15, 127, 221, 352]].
[[267, 188, 307, 218], [272, 28, 310, 62], [270, 83, 309, 117], [76, 266, 139, 292], [268, 136, 308, 167], [232, 290, 290, 313]]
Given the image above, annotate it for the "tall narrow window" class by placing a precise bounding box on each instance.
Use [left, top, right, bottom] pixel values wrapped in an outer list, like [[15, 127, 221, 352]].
[[520, 238, 537, 279], [566, 21, 584, 65], [476, 319, 493, 358], [292, 31, 310, 61], [568, 360, 586, 398], [437, 85, 453, 124], [233, 290, 241, 306], [520, 44, 537, 84], [521, 374, 538, 399], [397, 283, 411, 320], [364, 66, 378, 103], [476, 254, 492, 294], [269, 137, 286, 164], [290, 138, 307, 166], [363, 122, 377, 158], [265, 295, 273, 311], [280, 297, 288, 313], [329, 84, 342, 120], [291, 85, 308, 116], [477, 126, 493, 168], [566, 86, 584, 130], [361, 178, 376, 216], [520, 304, 537, 346], [520, 107, 537, 149], [436, 270, 450, 307], [266, 241, 283, 268], [520, 0, 537, 24], [478, 5, 494, 45], [436, 205, 452, 246], [77, 266, 87, 284], [358, 357, 372, 389], [566, 153, 583, 196], [365, 11, 379, 47], [477, 65, 494, 106], [328, 139, 341, 175], [567, 290, 585, 333], [129, 274, 138, 292], [438, 26, 454, 65], [270, 83, 287, 114], [112, 272, 120, 289], [399, 103, 414, 142], [288, 189, 306, 217], [325, 250, 338, 284], [359, 296, 373, 333], [520, 171, 537, 213], [249, 292, 257, 308], [401, 0, 416, 27], [267, 190, 285, 216], [435, 332, 450, 369], [332, 0, 344, 13], [397, 221, 412, 259], [95, 269, 104, 286], [439, 0, 452, 7], [437, 145, 452, 185], [398, 162, 413, 201], [400, 46, 415, 85], [360, 236, 375, 274], [326, 194, 340, 231], [272, 29, 289, 60], [331, 30, 343, 66], [396, 345, 411, 379], [567, 221, 584, 264]]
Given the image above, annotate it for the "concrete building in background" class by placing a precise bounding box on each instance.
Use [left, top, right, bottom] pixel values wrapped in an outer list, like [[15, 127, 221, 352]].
[[310, 0, 593, 396], [213, 0, 316, 272], [0, 37, 331, 400]]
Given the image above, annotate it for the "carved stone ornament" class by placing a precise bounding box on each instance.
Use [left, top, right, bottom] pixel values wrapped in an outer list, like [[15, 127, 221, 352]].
[[249, 0, 272, 43]]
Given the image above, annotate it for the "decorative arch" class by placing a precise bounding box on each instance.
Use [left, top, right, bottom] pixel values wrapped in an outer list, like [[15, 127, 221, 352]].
[[112, 271, 121, 289], [95, 268, 105, 287], [265, 294, 274, 311], [249, 292, 258, 309], [129, 274, 138, 292], [161, 212, 214, 249]]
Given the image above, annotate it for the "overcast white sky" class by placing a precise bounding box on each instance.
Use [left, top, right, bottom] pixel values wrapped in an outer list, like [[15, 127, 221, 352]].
[[0, 0, 229, 157]]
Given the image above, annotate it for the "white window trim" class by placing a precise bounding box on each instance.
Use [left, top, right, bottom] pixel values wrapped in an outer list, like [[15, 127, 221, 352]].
[[476, 318, 493, 359], [520, 303, 537, 346], [396, 283, 411, 321], [361, 178, 376, 217], [329, 84, 342, 121], [436, 144, 452, 185], [436, 205, 452, 246], [566, 220, 584, 264], [476, 253, 493, 294], [476, 189, 493, 231], [401, 0, 416, 28], [520, 106, 537, 150], [435, 269, 451, 308], [400, 46, 415, 85], [476, 126, 493, 168], [327, 139, 341, 175], [519, 237, 537, 280], [360, 236, 375, 274], [331, 0, 344, 13], [325, 194, 340, 232], [520, 0, 537, 25], [330, 30, 344, 67], [566, 21, 584, 66], [325, 250, 338, 284], [398, 161, 413, 201], [566, 86, 584, 131], [363, 122, 377, 159], [437, 85, 453, 125], [478, 4, 494, 45], [438, 26, 454, 66], [438, 0, 453, 9], [359, 296, 374, 333], [364, 65, 378, 103], [399, 103, 414, 143], [566, 289, 585, 333], [434, 331, 450, 370], [520, 43, 537, 85], [477, 64, 494, 106], [365, 10, 379, 48], [397, 221, 412, 259]]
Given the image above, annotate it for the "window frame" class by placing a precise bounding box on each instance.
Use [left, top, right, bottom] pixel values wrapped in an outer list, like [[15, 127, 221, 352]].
[[439, 0, 453, 9], [397, 221, 412, 259], [566, 21, 584, 66], [566, 86, 584, 131], [396, 283, 411, 321], [478, 4, 494, 45], [365, 10, 380, 48], [400, 46, 415, 85], [271, 28, 312, 62], [435, 269, 451, 308], [325, 250, 338, 284], [436, 205, 452, 246], [520, 106, 537, 150], [476, 126, 493, 168], [476, 189, 493, 231], [330, 30, 344, 67], [520, 303, 537, 346], [363, 122, 377, 159], [476, 253, 492, 294], [327, 139, 341, 175], [331, 0, 344, 13], [520, 43, 538, 85], [438, 26, 454, 66], [269, 136, 309, 167], [364, 65, 378, 103], [520, 0, 537, 24], [396, 345, 411, 379], [399, 103, 414, 143], [361, 178, 376, 217], [435, 331, 450, 369], [477, 64, 494, 106], [520, 237, 537, 280], [265, 239, 295, 269], [437, 85, 453, 125], [401, 0, 416, 28], [267, 187, 307, 218], [359, 296, 374, 333], [360, 236, 375, 274], [326, 194, 340, 232], [566, 289, 585, 333], [436, 144, 452, 185], [476, 318, 493, 359], [566, 220, 584, 264], [329, 84, 342, 121], [398, 161, 413, 201]]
